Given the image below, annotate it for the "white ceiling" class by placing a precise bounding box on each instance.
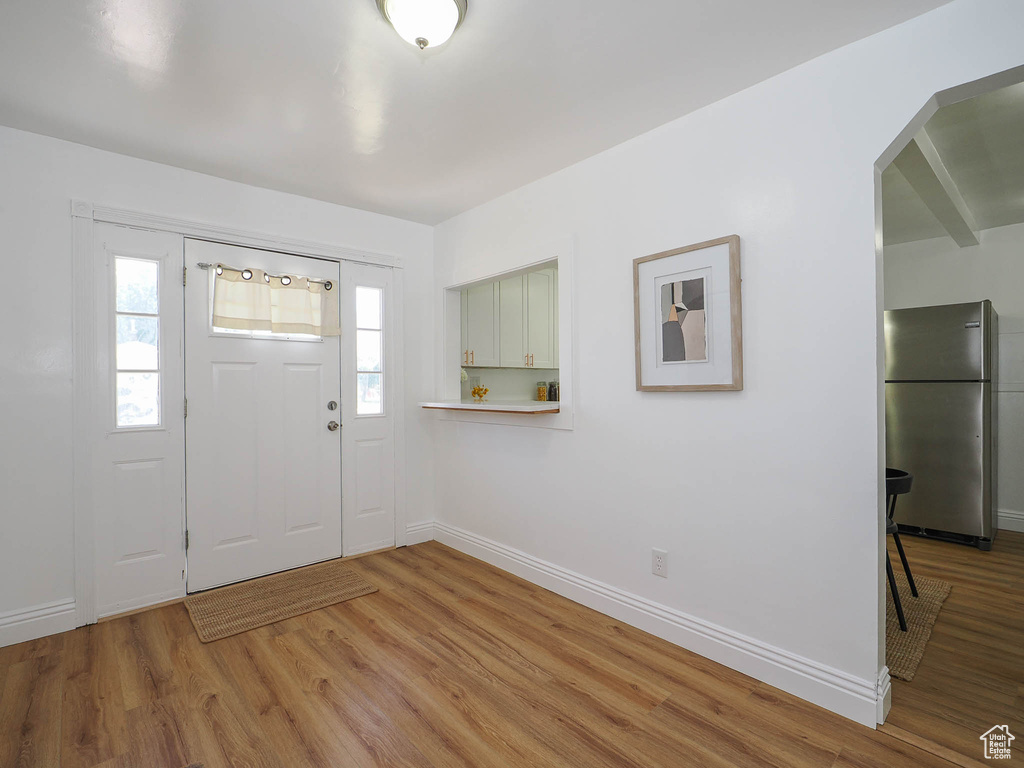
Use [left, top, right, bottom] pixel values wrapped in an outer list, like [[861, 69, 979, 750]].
[[0, 0, 950, 224], [883, 81, 1024, 246]]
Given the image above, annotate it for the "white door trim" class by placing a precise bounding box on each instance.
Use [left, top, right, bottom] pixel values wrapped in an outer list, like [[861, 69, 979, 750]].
[[72, 199, 408, 627], [71, 203, 99, 627], [77, 201, 403, 268], [391, 266, 408, 548]]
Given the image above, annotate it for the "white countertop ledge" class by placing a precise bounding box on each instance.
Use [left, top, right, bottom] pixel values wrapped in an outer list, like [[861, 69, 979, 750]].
[[419, 400, 560, 414]]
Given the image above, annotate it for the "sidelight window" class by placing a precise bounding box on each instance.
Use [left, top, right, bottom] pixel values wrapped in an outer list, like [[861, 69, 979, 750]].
[[115, 257, 161, 427], [355, 286, 383, 415]]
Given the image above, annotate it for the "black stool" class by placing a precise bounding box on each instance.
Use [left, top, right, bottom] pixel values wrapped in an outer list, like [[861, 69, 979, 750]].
[[886, 468, 918, 632]]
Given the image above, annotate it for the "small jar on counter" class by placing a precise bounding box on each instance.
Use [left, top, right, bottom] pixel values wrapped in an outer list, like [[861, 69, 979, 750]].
[[548, 380, 559, 402], [536, 381, 548, 401]]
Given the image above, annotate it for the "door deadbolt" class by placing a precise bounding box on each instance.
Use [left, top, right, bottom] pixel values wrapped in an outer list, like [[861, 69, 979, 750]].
[[327, 400, 338, 410], [327, 421, 340, 431]]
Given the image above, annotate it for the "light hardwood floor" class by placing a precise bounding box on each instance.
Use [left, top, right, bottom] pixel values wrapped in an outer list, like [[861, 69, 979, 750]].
[[883, 529, 1024, 765], [0, 540, 1009, 767]]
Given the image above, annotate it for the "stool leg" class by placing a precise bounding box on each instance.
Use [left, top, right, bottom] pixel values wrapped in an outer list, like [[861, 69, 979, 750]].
[[892, 531, 918, 597], [887, 552, 908, 632]]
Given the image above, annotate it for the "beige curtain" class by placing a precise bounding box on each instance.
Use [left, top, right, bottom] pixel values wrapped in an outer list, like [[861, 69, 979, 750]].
[[212, 267, 340, 336]]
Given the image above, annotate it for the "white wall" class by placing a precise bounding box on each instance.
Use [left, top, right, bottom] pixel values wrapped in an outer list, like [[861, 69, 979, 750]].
[[0, 126, 434, 641], [431, 0, 1024, 726], [885, 222, 1024, 532]]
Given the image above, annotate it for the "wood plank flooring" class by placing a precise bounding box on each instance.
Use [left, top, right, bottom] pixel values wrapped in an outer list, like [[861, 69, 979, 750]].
[[884, 529, 1024, 765], [0, 540, 1010, 767]]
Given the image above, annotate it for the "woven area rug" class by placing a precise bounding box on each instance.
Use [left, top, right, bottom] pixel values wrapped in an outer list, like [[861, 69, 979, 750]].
[[886, 571, 951, 681], [184, 559, 377, 642]]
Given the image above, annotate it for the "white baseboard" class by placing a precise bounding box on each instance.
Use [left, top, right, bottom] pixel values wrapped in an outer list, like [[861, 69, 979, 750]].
[[998, 508, 1024, 533], [433, 521, 880, 728], [406, 521, 436, 545], [876, 666, 892, 724], [0, 598, 77, 648]]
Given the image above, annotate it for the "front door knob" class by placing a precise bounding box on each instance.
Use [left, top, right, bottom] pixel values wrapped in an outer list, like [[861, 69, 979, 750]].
[[327, 421, 340, 432]]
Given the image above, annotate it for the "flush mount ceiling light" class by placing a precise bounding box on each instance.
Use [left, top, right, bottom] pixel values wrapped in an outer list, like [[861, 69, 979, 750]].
[[376, 0, 467, 50]]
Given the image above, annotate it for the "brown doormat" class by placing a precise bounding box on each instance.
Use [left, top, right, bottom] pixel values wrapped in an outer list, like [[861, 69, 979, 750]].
[[886, 572, 951, 681], [184, 559, 377, 642]]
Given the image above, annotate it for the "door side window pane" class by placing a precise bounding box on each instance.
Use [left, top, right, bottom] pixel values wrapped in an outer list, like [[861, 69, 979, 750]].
[[356, 286, 382, 330], [116, 258, 159, 314], [116, 315, 159, 370], [356, 373, 382, 415], [356, 329, 382, 372], [117, 372, 160, 427]]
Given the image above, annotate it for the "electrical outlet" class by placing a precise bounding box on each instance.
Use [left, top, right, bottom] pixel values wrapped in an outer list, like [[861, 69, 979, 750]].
[[652, 548, 668, 578]]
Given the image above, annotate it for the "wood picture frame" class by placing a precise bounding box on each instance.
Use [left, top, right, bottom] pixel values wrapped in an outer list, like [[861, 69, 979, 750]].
[[633, 235, 742, 391]]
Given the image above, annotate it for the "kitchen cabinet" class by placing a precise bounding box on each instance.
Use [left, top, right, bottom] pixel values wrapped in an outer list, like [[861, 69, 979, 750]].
[[499, 276, 526, 367], [461, 282, 500, 367], [495, 268, 556, 369], [527, 268, 556, 369]]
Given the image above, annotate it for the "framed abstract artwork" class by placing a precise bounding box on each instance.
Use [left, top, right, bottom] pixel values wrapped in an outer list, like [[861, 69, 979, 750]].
[[633, 235, 742, 391]]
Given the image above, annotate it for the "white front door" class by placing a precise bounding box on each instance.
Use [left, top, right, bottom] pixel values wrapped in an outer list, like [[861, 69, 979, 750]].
[[184, 239, 342, 591], [93, 223, 186, 616], [341, 262, 397, 556]]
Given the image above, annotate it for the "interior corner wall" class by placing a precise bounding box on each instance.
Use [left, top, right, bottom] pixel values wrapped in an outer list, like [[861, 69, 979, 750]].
[[884, 222, 1024, 532], [430, 0, 1024, 726], [0, 126, 435, 643]]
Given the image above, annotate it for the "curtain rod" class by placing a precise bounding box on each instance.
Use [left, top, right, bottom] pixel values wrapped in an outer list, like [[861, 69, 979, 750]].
[[196, 261, 333, 289]]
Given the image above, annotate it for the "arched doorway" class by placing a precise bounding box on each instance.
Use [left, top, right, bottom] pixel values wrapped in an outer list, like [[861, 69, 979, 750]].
[[874, 64, 1024, 762]]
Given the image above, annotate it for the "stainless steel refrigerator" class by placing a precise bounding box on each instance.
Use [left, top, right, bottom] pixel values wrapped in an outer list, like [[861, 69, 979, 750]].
[[884, 300, 998, 550]]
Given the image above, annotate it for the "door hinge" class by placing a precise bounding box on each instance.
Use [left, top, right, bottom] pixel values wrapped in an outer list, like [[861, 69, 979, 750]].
[[185, 529, 190, 550], [183, 266, 187, 286], [184, 397, 188, 418]]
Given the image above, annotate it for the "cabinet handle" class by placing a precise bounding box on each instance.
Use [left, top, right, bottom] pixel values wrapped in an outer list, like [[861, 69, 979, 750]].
[[525, 354, 529, 367], [470, 350, 474, 365], [463, 351, 468, 365], [530, 353, 534, 367]]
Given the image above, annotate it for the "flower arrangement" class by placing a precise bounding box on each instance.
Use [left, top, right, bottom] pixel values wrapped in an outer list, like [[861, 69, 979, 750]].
[[471, 384, 489, 403], [460, 368, 469, 383]]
